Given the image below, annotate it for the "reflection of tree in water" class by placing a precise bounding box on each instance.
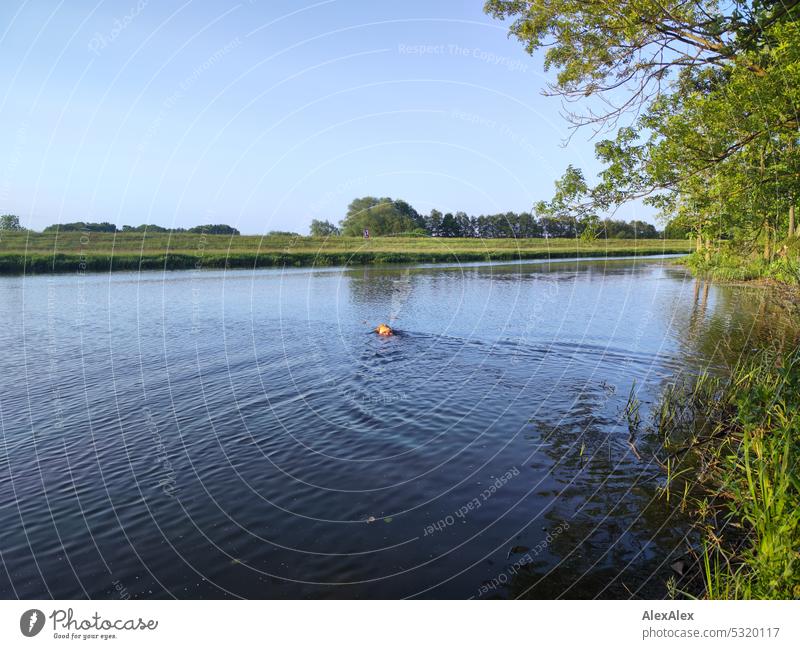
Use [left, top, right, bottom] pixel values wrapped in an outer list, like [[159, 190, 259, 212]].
[[667, 271, 800, 374], [346, 267, 424, 318], [485, 376, 696, 599], [490, 274, 800, 598], [345, 257, 663, 311]]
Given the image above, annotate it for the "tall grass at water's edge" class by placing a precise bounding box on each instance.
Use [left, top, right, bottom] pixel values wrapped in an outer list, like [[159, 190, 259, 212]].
[[683, 243, 800, 285], [657, 346, 800, 599]]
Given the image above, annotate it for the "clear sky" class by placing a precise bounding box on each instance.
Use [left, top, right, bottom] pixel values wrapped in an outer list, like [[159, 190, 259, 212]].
[[0, 0, 654, 234]]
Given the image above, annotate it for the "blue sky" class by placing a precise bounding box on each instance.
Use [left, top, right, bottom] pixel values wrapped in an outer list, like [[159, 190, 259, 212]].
[[0, 0, 654, 234]]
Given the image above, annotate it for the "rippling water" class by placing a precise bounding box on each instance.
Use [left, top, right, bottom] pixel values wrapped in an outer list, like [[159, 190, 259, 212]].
[[0, 256, 788, 598]]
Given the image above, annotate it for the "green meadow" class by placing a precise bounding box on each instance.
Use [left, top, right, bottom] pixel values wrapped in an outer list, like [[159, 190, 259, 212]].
[[0, 231, 693, 274]]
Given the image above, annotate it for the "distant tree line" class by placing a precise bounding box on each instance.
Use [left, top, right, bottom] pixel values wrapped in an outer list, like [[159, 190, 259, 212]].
[[36, 222, 241, 235], [2, 209, 671, 239], [309, 196, 663, 239]]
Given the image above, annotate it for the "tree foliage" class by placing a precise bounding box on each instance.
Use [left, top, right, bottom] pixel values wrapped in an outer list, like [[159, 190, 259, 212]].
[[267, 230, 301, 237], [186, 224, 240, 235], [342, 198, 659, 238], [121, 224, 171, 232], [42, 221, 118, 233], [309, 219, 340, 237], [339, 197, 425, 236], [0, 214, 24, 231], [486, 0, 800, 263]]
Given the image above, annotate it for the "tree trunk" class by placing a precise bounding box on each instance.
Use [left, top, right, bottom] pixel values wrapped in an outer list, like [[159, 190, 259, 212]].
[[763, 223, 772, 261]]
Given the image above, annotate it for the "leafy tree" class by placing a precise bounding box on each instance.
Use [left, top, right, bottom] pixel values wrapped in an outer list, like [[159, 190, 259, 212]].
[[187, 224, 240, 235], [535, 165, 600, 239], [424, 209, 443, 237], [602, 219, 659, 239], [484, 0, 796, 129], [267, 230, 301, 237], [455, 212, 473, 237], [121, 224, 171, 232], [538, 216, 574, 238], [339, 197, 424, 236], [439, 212, 460, 237], [309, 219, 340, 237], [664, 219, 691, 240], [0, 214, 23, 230], [517, 211, 541, 238], [43, 221, 117, 232], [485, 1, 800, 263]]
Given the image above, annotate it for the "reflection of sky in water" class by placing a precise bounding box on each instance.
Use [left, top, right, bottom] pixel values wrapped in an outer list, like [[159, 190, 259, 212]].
[[0, 258, 793, 598]]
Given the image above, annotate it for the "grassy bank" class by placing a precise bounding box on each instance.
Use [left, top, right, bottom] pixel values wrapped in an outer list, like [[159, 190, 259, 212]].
[[0, 231, 693, 275], [682, 240, 800, 285], [658, 345, 800, 599]]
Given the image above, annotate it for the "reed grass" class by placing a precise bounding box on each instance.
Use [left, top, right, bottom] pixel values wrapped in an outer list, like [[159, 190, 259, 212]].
[[657, 347, 800, 599], [684, 241, 800, 285]]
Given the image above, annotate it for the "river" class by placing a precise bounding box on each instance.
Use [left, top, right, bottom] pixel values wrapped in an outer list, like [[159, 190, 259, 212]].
[[0, 256, 789, 598]]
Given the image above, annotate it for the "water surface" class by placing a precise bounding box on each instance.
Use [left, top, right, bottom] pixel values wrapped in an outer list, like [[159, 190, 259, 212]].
[[0, 256, 789, 598]]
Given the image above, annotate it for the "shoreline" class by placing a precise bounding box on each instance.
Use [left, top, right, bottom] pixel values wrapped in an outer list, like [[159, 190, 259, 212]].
[[653, 268, 799, 598], [658, 343, 800, 599], [0, 245, 693, 276]]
